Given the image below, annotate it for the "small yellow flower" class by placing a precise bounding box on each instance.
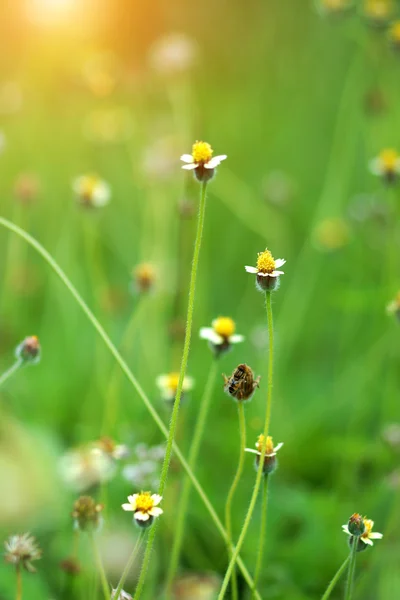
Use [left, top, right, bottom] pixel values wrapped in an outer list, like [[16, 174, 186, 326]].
[[313, 217, 350, 252], [200, 317, 244, 356], [245, 435, 283, 475], [181, 141, 227, 182], [370, 149, 400, 183], [363, 0, 394, 25], [156, 372, 194, 402], [245, 249, 286, 292], [73, 174, 111, 208], [132, 263, 156, 294], [122, 491, 163, 527], [342, 516, 383, 547], [388, 20, 400, 48]]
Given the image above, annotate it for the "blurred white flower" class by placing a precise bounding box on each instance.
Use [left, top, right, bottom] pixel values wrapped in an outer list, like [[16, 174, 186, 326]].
[[148, 33, 198, 75], [72, 174, 111, 208], [59, 446, 116, 492]]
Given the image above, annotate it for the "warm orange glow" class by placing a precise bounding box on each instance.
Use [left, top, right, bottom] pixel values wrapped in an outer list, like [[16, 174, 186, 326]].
[[26, 0, 80, 26]]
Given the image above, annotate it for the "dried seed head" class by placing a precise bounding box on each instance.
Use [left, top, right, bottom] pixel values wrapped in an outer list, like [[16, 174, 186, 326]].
[[15, 336, 41, 365], [133, 263, 156, 294], [4, 533, 42, 573], [72, 496, 104, 532]]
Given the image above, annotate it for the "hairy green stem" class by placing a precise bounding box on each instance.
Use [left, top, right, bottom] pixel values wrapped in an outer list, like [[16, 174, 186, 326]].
[[0, 217, 261, 600], [0, 359, 22, 389], [224, 401, 247, 600], [89, 532, 109, 600], [252, 474, 269, 598], [114, 532, 145, 599], [321, 556, 350, 600], [165, 358, 219, 595], [344, 539, 358, 600], [217, 291, 274, 600], [133, 181, 208, 600]]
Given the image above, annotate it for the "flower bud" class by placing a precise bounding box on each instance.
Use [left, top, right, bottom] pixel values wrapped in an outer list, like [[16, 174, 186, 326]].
[[347, 513, 365, 536], [15, 336, 41, 364], [72, 496, 104, 532]]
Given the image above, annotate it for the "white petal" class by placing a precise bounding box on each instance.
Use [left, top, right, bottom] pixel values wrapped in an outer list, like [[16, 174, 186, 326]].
[[362, 538, 373, 546], [149, 507, 163, 517], [182, 163, 197, 170], [274, 258, 286, 268], [127, 494, 138, 504], [202, 329, 224, 345], [134, 511, 150, 521], [180, 154, 194, 163], [156, 376, 168, 390], [274, 442, 284, 452], [257, 272, 269, 277], [369, 532, 383, 539], [183, 376, 194, 391], [245, 448, 260, 455], [245, 266, 258, 273], [151, 494, 162, 506], [122, 503, 135, 511], [199, 327, 214, 340], [270, 271, 284, 277], [342, 525, 350, 534], [204, 155, 227, 169], [230, 334, 244, 344]]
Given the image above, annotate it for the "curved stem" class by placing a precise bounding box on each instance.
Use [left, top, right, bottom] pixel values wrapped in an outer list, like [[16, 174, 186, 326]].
[[0, 217, 261, 600], [252, 474, 269, 598], [224, 401, 247, 600], [344, 539, 358, 600], [89, 532, 109, 600], [114, 532, 145, 599], [217, 291, 274, 600], [321, 556, 350, 600], [165, 358, 219, 595], [0, 359, 22, 389], [134, 181, 208, 600]]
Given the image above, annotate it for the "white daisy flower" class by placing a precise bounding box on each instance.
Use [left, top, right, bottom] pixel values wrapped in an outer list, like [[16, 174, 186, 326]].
[[73, 174, 111, 208], [122, 491, 163, 527], [200, 317, 244, 356], [342, 517, 383, 547], [245, 248, 286, 292], [156, 372, 194, 402], [181, 141, 227, 182], [369, 149, 400, 183]]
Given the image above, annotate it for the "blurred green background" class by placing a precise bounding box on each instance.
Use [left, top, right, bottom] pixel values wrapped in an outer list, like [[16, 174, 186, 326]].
[[0, 0, 400, 598]]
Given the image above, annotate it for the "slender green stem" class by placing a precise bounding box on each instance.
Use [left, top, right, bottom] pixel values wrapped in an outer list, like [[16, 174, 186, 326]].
[[134, 181, 208, 600], [252, 474, 269, 598], [224, 401, 247, 600], [217, 292, 274, 600], [165, 358, 219, 595], [0, 359, 22, 389], [344, 539, 358, 600], [16, 565, 22, 600], [0, 217, 261, 600], [114, 532, 145, 599], [321, 556, 350, 600], [89, 532, 109, 600]]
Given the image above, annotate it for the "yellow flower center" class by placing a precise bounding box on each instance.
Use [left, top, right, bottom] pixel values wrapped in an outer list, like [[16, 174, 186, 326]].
[[192, 141, 213, 164], [381, 149, 399, 171], [81, 175, 100, 197], [256, 434, 275, 455], [213, 317, 236, 338], [135, 492, 155, 513], [323, 0, 346, 9], [166, 372, 180, 391], [135, 263, 155, 282], [390, 21, 400, 41], [361, 518, 373, 539], [256, 249, 276, 274]]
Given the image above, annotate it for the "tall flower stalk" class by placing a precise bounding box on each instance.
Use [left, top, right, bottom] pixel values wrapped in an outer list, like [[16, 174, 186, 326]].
[[0, 358, 22, 388], [165, 358, 219, 594], [252, 474, 269, 598], [320, 556, 350, 600], [134, 141, 226, 599], [224, 400, 247, 600], [218, 246, 285, 600], [113, 531, 145, 600]]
